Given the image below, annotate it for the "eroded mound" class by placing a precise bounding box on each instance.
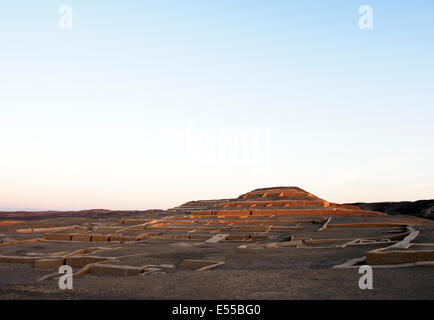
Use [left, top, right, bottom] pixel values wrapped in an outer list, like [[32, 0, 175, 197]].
[[174, 187, 384, 217]]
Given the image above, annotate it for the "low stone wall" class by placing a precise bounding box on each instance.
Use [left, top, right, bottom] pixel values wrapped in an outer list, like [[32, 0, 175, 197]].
[[90, 264, 143, 276], [366, 250, 434, 265]]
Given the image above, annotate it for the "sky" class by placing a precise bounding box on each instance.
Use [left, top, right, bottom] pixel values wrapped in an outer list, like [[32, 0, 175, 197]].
[[0, 1, 433, 211]]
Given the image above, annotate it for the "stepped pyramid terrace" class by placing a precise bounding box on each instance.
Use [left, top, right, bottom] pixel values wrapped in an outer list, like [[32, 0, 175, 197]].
[[174, 187, 384, 216], [0, 187, 433, 299]]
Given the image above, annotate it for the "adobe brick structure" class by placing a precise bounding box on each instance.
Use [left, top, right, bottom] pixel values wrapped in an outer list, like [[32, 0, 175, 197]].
[[0, 186, 433, 299], [174, 187, 384, 217]]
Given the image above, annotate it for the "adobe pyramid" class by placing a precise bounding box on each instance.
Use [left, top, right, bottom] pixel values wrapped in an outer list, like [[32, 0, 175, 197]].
[[176, 187, 383, 217]]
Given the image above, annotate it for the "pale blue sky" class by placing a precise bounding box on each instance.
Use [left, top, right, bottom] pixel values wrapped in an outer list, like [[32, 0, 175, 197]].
[[0, 1, 433, 210]]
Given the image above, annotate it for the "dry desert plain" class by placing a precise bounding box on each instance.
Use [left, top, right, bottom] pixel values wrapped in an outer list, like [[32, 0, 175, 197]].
[[0, 187, 433, 299]]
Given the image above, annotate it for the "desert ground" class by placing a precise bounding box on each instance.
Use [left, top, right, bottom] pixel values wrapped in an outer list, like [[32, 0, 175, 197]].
[[1, 187, 433, 299]]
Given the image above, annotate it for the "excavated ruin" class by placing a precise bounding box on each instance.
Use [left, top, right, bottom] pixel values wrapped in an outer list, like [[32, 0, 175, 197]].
[[0, 187, 433, 298]]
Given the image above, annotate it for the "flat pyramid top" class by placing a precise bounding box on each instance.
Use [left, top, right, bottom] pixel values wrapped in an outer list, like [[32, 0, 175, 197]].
[[237, 187, 324, 202]]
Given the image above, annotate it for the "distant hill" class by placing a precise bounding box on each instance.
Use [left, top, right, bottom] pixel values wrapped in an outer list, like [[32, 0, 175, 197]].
[[346, 200, 434, 220], [0, 209, 166, 220]]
